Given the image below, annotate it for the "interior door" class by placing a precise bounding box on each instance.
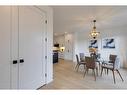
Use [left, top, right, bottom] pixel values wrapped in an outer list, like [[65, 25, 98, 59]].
[[11, 6, 19, 89], [18, 6, 46, 89], [0, 6, 11, 89]]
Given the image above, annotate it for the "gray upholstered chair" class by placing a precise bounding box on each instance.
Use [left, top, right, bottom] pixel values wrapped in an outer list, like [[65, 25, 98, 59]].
[[75, 54, 86, 72], [83, 56, 98, 81], [79, 53, 85, 62], [101, 54, 124, 84]]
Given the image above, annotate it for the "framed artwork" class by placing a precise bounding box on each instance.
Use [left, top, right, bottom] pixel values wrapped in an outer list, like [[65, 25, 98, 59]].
[[89, 40, 98, 48], [102, 38, 115, 49]]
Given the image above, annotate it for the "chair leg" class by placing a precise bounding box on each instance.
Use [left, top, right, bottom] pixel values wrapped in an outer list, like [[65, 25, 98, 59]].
[[105, 68, 107, 74], [116, 70, 124, 82], [107, 69, 109, 75], [100, 67, 103, 76], [99, 62, 101, 70], [83, 68, 88, 77], [93, 69, 96, 81], [96, 68, 98, 76], [76, 64, 80, 72], [84, 65, 86, 70], [75, 64, 78, 70], [112, 70, 116, 84], [87, 68, 89, 74]]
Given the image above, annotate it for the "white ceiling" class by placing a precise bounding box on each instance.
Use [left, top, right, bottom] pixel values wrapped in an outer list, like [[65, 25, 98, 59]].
[[53, 6, 127, 36]]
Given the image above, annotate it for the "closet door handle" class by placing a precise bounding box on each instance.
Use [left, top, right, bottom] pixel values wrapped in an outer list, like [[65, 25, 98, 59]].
[[19, 59, 24, 63], [13, 60, 18, 64]]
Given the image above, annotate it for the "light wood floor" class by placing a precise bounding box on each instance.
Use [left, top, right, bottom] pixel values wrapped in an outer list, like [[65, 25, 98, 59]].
[[41, 59, 127, 89]]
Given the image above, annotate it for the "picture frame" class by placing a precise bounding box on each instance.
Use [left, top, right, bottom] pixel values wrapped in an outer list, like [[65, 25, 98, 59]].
[[89, 39, 98, 48], [102, 38, 115, 49]]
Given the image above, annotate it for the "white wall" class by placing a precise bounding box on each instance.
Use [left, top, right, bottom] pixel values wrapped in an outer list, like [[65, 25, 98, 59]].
[[73, 28, 127, 68], [54, 35, 65, 46], [64, 33, 74, 60]]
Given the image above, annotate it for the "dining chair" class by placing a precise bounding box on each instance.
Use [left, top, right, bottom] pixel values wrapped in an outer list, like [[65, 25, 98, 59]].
[[102, 54, 117, 74], [75, 54, 86, 72], [101, 54, 124, 84], [90, 53, 101, 70], [83, 56, 98, 81], [79, 53, 85, 62]]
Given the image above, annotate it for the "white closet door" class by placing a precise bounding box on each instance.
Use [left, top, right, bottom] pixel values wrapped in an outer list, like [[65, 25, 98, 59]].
[[11, 6, 19, 89], [18, 6, 46, 89], [0, 6, 11, 89]]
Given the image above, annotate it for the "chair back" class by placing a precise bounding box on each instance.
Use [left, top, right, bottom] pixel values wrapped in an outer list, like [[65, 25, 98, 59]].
[[109, 54, 117, 63], [85, 56, 96, 69], [114, 57, 120, 69], [76, 54, 80, 64], [90, 53, 96, 59], [79, 53, 85, 62], [109, 54, 117, 68]]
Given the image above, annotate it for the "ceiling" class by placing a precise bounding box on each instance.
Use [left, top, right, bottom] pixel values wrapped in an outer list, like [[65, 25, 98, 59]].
[[53, 6, 127, 36]]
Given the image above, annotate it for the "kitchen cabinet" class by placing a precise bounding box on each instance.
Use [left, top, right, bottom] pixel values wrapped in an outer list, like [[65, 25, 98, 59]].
[[53, 51, 58, 63]]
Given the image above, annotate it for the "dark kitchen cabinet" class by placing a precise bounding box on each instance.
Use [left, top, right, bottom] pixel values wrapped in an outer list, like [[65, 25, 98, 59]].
[[53, 51, 58, 63]]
